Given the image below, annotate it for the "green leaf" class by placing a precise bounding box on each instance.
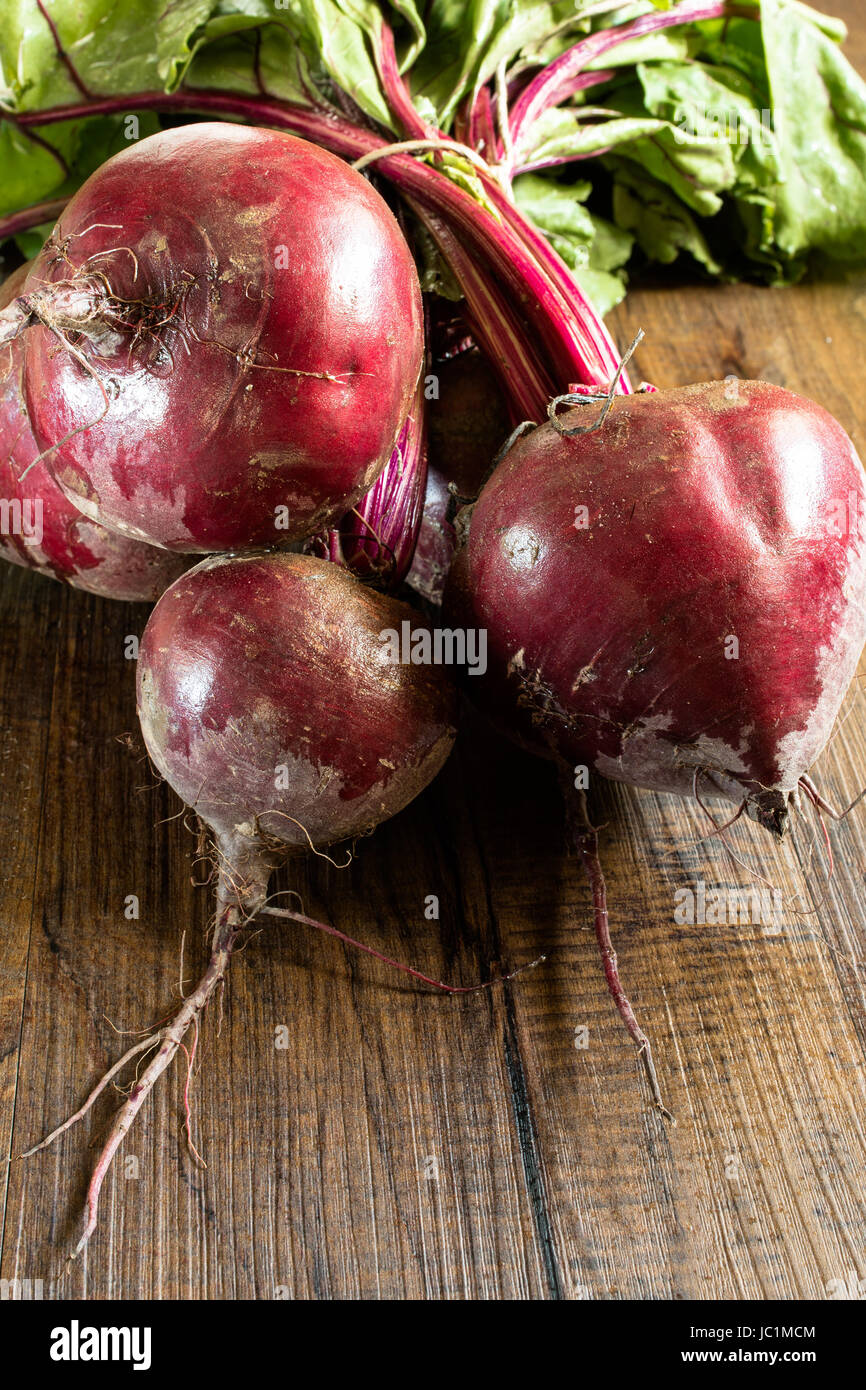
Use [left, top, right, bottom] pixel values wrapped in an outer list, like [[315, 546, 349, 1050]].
[[467, 0, 599, 98], [511, 3, 677, 72], [15, 220, 56, 260], [388, 0, 426, 71], [570, 264, 628, 316], [0, 121, 76, 217], [288, 0, 424, 128], [294, 0, 393, 127], [610, 162, 723, 273], [693, 13, 771, 97], [0, 110, 162, 218], [514, 171, 597, 244], [599, 79, 733, 215], [411, 2, 663, 124], [514, 171, 633, 315], [589, 212, 635, 274], [410, 0, 513, 124], [0, 0, 216, 109], [758, 0, 866, 263], [518, 105, 668, 166], [786, 1, 847, 43], [635, 57, 781, 192], [184, 15, 313, 104]]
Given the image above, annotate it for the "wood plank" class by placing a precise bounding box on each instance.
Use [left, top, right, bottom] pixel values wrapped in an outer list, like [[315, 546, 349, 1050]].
[[0, 567, 62, 1280]]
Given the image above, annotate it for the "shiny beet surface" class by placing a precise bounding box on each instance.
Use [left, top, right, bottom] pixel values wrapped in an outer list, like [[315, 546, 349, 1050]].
[[137, 552, 457, 859], [449, 380, 866, 833], [23, 124, 423, 552]]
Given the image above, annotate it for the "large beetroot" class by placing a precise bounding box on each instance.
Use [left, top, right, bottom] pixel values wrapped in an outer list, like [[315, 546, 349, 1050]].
[[453, 380, 866, 831], [448, 379, 866, 1110], [2, 123, 423, 552], [0, 265, 187, 600]]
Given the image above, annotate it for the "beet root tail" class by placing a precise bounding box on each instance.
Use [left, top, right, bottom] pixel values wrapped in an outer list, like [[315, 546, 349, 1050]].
[[68, 895, 243, 1258], [570, 794, 674, 1124], [21, 868, 258, 1260]]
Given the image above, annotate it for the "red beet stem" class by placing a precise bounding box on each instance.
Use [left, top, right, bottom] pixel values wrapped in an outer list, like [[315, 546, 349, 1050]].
[[0, 197, 68, 241], [799, 773, 866, 822]]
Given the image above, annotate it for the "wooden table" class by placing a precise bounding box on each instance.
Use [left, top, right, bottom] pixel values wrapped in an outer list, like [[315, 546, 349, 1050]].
[[2, 7, 866, 1302]]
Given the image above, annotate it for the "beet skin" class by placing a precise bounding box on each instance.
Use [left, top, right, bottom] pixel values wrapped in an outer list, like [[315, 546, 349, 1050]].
[[449, 379, 866, 835], [20, 124, 423, 553], [137, 551, 457, 886], [0, 265, 187, 600]]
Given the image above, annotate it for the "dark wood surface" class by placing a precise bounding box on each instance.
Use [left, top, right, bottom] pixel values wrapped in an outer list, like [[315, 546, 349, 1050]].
[[2, 5, 866, 1301]]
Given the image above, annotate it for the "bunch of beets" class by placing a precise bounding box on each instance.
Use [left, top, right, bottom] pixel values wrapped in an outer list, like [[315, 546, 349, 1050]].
[[2, 93, 864, 1254]]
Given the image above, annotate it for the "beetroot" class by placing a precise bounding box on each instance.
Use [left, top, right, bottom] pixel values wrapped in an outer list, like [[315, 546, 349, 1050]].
[[39, 551, 456, 1252], [448, 379, 866, 1110], [3, 123, 422, 552], [407, 463, 458, 606], [138, 552, 457, 885], [306, 372, 429, 590], [0, 266, 188, 600], [453, 380, 866, 831]]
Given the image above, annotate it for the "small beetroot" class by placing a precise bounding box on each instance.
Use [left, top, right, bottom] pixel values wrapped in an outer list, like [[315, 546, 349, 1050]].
[[137, 551, 458, 887], [39, 551, 456, 1253]]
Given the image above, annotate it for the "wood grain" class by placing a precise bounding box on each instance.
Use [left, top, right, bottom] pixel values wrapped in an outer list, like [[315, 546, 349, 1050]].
[[2, 2, 866, 1301]]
